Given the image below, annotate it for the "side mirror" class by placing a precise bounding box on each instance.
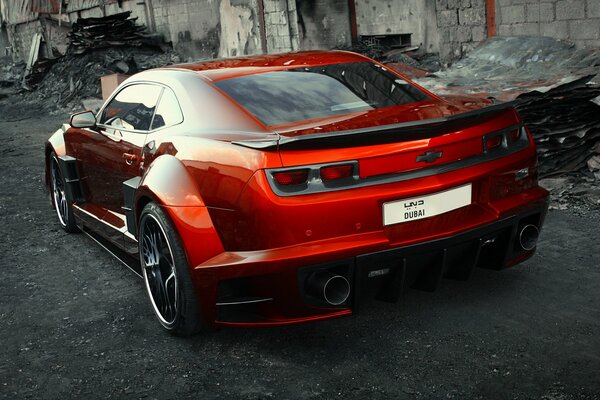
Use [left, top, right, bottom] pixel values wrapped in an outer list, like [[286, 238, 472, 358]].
[[70, 110, 97, 128]]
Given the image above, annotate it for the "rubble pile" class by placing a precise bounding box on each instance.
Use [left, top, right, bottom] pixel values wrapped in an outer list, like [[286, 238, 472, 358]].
[[335, 40, 441, 79], [415, 36, 600, 101], [68, 11, 162, 54], [22, 46, 180, 111], [515, 77, 600, 177], [0, 59, 25, 91]]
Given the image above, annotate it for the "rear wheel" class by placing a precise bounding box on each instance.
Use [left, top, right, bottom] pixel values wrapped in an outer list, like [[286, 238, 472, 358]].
[[139, 202, 204, 336], [50, 155, 78, 233]]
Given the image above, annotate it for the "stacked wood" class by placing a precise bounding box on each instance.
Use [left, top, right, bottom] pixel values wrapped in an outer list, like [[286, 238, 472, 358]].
[[68, 12, 151, 54]]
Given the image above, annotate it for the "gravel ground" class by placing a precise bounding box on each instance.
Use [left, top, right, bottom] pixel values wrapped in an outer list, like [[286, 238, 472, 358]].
[[1, 104, 599, 400]]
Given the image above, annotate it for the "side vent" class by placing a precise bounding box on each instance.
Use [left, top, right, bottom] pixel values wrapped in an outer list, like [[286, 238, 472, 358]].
[[122, 176, 141, 237], [57, 155, 85, 202]]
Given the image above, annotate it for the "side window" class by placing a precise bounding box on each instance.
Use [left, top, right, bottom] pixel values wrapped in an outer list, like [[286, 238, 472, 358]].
[[99, 84, 162, 132], [151, 88, 184, 130]]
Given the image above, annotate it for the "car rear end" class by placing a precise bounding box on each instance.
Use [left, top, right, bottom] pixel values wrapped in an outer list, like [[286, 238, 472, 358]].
[[192, 54, 549, 326]]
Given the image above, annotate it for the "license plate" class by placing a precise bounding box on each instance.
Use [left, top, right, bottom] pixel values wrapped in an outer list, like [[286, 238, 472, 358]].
[[383, 184, 472, 226]]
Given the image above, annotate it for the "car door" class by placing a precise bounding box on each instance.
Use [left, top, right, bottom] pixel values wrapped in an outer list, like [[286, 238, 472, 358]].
[[70, 83, 163, 237]]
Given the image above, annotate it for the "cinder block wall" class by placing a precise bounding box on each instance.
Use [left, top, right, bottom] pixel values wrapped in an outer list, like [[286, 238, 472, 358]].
[[436, 0, 487, 61], [496, 0, 600, 48], [263, 0, 299, 53]]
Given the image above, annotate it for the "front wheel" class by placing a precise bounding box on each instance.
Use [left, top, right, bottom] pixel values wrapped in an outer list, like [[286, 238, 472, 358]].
[[139, 202, 204, 336], [50, 155, 78, 233]]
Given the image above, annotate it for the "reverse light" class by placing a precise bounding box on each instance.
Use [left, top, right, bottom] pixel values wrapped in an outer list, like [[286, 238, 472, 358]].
[[320, 164, 353, 181], [272, 169, 309, 185]]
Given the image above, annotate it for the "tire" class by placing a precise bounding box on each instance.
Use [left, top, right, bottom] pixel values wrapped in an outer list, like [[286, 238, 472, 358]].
[[139, 202, 204, 336], [50, 155, 78, 233]]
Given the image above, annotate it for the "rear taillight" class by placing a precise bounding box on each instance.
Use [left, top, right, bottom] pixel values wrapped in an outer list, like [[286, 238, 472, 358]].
[[267, 161, 359, 194], [483, 126, 526, 153], [485, 134, 503, 151], [320, 164, 353, 181], [272, 169, 309, 185]]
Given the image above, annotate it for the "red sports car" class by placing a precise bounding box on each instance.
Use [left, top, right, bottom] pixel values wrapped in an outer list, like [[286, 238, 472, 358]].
[[45, 51, 549, 335]]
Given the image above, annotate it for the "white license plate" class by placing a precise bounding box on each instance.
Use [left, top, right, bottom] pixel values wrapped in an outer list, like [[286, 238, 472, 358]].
[[383, 184, 472, 226]]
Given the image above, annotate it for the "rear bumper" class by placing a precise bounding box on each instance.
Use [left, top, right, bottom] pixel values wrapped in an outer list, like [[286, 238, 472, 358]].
[[191, 189, 549, 328]]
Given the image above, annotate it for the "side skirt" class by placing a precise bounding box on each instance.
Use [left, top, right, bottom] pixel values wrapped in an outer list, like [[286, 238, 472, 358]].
[[82, 226, 142, 278]]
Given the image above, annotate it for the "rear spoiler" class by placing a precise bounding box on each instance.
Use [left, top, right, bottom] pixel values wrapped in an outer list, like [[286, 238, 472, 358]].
[[232, 101, 517, 150]]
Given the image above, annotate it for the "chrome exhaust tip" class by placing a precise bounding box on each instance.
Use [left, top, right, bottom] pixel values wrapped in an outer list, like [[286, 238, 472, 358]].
[[306, 272, 351, 306], [519, 224, 539, 251]]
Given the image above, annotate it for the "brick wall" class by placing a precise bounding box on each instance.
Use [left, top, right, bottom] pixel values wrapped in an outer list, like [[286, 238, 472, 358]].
[[497, 0, 600, 48], [436, 0, 487, 62]]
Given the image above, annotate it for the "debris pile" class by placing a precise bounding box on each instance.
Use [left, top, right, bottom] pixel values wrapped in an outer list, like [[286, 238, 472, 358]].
[[0, 59, 25, 91], [335, 40, 440, 79], [68, 11, 163, 54], [415, 36, 600, 100], [2, 11, 179, 110], [27, 47, 180, 110], [515, 77, 600, 177]]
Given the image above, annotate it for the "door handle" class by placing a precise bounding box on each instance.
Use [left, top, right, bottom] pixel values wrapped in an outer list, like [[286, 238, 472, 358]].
[[123, 153, 138, 165]]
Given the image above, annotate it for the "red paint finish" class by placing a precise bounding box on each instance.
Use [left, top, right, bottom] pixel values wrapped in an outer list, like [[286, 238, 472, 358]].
[[45, 51, 549, 329], [486, 0, 497, 37]]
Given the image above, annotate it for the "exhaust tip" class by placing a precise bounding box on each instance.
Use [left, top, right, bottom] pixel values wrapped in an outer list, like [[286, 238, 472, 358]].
[[306, 272, 351, 306], [323, 274, 351, 306], [519, 224, 539, 251]]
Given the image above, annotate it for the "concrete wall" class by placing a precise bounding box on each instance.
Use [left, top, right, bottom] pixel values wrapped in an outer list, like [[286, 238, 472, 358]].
[[355, 0, 440, 53], [297, 0, 352, 50], [496, 0, 600, 48], [436, 0, 487, 62]]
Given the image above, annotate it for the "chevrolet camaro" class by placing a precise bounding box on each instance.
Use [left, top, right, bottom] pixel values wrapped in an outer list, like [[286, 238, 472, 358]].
[[45, 51, 549, 335]]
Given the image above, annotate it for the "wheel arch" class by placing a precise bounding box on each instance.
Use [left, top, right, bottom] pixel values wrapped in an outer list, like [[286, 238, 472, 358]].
[[132, 155, 225, 269], [44, 126, 68, 195]]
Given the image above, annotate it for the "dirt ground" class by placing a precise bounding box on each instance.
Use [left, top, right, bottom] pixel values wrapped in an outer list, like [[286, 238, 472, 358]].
[[1, 101, 599, 400]]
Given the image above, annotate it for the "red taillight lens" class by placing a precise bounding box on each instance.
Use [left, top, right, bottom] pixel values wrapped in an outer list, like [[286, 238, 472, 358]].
[[486, 135, 502, 151], [320, 164, 353, 181], [272, 169, 309, 185]]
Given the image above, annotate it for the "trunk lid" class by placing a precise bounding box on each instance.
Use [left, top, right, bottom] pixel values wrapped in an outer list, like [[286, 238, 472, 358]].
[[272, 99, 522, 177]]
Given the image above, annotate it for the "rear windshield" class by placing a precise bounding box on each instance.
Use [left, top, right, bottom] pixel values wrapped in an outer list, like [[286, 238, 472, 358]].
[[214, 62, 430, 126]]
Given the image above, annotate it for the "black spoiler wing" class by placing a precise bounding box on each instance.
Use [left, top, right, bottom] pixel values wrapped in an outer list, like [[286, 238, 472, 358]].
[[232, 102, 517, 150]]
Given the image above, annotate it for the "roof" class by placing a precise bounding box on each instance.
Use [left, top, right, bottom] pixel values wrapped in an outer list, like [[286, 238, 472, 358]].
[[167, 50, 372, 81]]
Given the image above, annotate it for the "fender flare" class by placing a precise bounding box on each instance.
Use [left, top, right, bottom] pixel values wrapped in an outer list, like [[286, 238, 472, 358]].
[[129, 154, 225, 267], [44, 125, 68, 191]]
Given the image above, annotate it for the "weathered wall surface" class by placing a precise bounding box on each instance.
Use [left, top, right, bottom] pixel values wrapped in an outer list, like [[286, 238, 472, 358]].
[[355, 0, 440, 54], [219, 0, 262, 57], [297, 0, 352, 50], [152, 0, 221, 60], [496, 0, 600, 48], [436, 0, 487, 62]]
